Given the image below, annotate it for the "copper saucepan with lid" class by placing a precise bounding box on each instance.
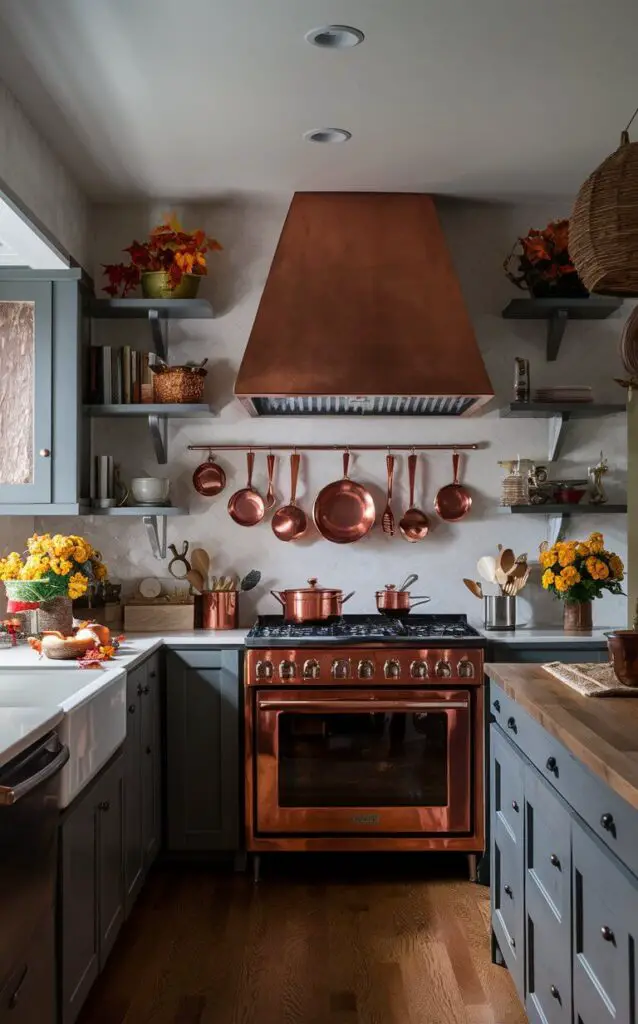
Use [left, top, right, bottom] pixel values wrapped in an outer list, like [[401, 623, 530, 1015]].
[[376, 585, 431, 618], [270, 578, 355, 624]]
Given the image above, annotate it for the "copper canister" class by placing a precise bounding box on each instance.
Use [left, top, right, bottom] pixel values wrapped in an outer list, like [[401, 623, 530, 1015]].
[[202, 591, 238, 630], [607, 630, 638, 687]]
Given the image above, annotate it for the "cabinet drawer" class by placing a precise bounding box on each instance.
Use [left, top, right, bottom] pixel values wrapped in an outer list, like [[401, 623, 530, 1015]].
[[572, 819, 638, 1024], [525, 767, 570, 926], [0, 914, 54, 1024], [168, 648, 223, 670], [491, 725, 524, 846], [525, 880, 571, 1024], [492, 821, 524, 998]]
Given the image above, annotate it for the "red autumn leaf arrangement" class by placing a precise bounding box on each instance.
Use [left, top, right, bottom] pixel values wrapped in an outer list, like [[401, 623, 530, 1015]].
[[503, 218, 588, 299], [102, 214, 222, 297]]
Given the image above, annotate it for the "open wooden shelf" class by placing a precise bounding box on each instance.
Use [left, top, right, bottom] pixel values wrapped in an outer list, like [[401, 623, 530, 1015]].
[[502, 297, 622, 360]]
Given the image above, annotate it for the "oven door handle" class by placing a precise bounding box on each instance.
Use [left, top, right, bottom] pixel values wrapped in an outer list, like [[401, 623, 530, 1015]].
[[0, 737, 69, 807], [257, 699, 469, 713]]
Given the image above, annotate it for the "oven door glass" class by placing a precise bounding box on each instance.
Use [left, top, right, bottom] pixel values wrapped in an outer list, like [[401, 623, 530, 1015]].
[[255, 689, 472, 834]]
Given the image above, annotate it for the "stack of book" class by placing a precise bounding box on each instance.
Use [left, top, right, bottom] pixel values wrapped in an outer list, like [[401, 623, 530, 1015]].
[[88, 346, 155, 405]]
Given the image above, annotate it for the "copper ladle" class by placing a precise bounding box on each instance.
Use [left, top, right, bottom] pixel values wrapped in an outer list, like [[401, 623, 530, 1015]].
[[399, 453, 429, 541], [272, 452, 307, 542]]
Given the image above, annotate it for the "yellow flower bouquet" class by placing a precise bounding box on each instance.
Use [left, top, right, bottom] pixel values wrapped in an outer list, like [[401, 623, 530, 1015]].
[[539, 532, 624, 603], [0, 533, 107, 605]]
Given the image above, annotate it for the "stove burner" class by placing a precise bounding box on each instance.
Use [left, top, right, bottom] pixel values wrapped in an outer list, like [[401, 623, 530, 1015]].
[[245, 614, 482, 647]]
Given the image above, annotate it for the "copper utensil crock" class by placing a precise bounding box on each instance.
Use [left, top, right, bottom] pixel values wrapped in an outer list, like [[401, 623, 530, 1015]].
[[607, 631, 638, 687], [270, 578, 355, 623], [399, 453, 429, 541], [192, 452, 226, 496], [272, 452, 308, 541], [375, 585, 431, 618], [434, 451, 472, 522], [228, 451, 265, 526], [313, 451, 375, 544], [202, 590, 238, 630]]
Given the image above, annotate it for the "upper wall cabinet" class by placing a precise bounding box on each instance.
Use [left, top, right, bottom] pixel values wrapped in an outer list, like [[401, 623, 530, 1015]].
[[0, 269, 89, 514]]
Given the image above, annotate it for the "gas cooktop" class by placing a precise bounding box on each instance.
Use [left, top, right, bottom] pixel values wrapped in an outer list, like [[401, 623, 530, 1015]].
[[245, 614, 483, 648]]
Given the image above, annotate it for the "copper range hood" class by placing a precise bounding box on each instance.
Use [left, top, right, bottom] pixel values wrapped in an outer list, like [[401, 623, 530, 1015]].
[[235, 193, 493, 416]]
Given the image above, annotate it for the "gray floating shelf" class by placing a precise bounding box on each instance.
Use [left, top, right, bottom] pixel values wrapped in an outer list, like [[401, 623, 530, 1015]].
[[501, 402, 625, 419], [84, 403, 215, 418], [82, 506, 187, 516], [502, 297, 622, 361], [501, 504, 627, 515], [90, 298, 214, 319]]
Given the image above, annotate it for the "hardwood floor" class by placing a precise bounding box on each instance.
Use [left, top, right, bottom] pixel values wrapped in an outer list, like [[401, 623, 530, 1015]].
[[78, 854, 526, 1024]]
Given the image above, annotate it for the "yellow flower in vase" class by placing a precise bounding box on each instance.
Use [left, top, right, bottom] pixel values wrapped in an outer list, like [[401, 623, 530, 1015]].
[[560, 565, 581, 588], [50, 557, 73, 576], [541, 569, 556, 589], [68, 573, 89, 599]]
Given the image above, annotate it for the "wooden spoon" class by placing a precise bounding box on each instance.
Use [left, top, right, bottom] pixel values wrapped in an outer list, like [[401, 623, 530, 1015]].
[[190, 548, 210, 589], [399, 453, 429, 542], [477, 555, 497, 584], [463, 578, 483, 599], [186, 569, 204, 594], [495, 547, 516, 586]]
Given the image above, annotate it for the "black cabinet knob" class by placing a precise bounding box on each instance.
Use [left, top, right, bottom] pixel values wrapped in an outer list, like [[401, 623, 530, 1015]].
[[98, 800, 110, 812], [550, 853, 561, 869], [601, 925, 615, 943], [146, 745, 152, 755], [511, 800, 519, 813], [550, 985, 560, 1001], [149, 671, 157, 679], [128, 703, 136, 714], [504, 884, 513, 898], [142, 684, 150, 695], [600, 812, 616, 835], [546, 756, 558, 776], [136, 683, 144, 696], [507, 716, 517, 733], [493, 699, 501, 713]]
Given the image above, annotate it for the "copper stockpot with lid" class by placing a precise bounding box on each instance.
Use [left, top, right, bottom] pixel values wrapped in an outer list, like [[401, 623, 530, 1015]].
[[270, 578, 354, 624]]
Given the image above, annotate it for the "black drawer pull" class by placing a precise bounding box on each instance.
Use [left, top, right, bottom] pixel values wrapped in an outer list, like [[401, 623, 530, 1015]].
[[601, 926, 615, 943], [146, 745, 152, 755], [507, 716, 517, 734], [504, 884, 513, 898], [128, 703, 136, 714], [493, 699, 501, 713], [511, 800, 519, 813], [549, 853, 561, 869], [98, 800, 110, 812], [600, 813, 616, 836], [8, 965, 28, 1009], [546, 756, 558, 776], [550, 985, 561, 1002], [510, 937, 516, 949]]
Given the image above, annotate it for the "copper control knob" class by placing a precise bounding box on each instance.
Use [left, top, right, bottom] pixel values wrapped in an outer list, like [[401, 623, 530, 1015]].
[[256, 660, 273, 680], [279, 659, 296, 680], [384, 659, 401, 679], [410, 660, 428, 679], [435, 660, 452, 678], [331, 659, 350, 680], [358, 659, 374, 679], [458, 659, 474, 678], [303, 659, 320, 680]]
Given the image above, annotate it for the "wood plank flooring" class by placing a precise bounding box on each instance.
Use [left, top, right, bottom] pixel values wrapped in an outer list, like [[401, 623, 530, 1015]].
[[78, 854, 526, 1024]]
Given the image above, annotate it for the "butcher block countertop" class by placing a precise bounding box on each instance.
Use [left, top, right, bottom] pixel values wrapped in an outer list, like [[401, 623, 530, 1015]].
[[485, 662, 638, 812]]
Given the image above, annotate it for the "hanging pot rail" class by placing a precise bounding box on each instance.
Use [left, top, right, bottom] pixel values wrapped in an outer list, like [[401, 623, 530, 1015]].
[[187, 443, 482, 452]]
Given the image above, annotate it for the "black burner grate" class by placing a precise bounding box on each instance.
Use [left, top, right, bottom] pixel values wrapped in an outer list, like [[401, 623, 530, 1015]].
[[245, 614, 482, 646]]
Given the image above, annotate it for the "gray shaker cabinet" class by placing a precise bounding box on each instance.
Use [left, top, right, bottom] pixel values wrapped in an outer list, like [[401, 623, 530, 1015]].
[[165, 648, 241, 852], [59, 751, 124, 1024]]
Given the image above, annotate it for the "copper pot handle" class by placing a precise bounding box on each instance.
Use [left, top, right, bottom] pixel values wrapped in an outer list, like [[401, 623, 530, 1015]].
[[408, 452, 417, 507], [270, 590, 285, 608], [342, 591, 355, 604], [386, 454, 395, 500], [453, 451, 461, 485], [246, 450, 255, 488], [342, 451, 350, 478], [409, 597, 432, 609], [290, 452, 300, 503]]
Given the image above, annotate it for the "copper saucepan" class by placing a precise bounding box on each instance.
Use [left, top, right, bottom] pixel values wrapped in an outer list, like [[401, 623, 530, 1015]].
[[435, 451, 472, 522], [270, 577, 355, 623], [192, 452, 226, 496], [376, 585, 431, 618]]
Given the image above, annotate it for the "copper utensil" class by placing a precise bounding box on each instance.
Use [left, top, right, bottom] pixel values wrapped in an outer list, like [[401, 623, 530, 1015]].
[[463, 578, 483, 599], [264, 453, 276, 510], [202, 590, 238, 630], [270, 577, 355, 624], [435, 452, 472, 522], [399, 453, 429, 542], [192, 452, 226, 496], [398, 573, 419, 591], [382, 454, 395, 536], [228, 451, 265, 527], [313, 451, 375, 544], [272, 452, 307, 542]]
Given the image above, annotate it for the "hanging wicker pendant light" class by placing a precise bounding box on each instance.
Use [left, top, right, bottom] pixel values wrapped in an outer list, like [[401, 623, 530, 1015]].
[[570, 109, 638, 296]]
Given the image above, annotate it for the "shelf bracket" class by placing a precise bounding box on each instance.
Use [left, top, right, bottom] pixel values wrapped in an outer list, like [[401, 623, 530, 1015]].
[[148, 414, 168, 464], [147, 309, 168, 361], [142, 514, 167, 560], [547, 412, 570, 462], [547, 308, 569, 361]]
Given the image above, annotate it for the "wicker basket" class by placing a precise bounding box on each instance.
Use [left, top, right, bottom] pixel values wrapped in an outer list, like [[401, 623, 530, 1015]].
[[151, 365, 207, 404], [570, 131, 638, 296]]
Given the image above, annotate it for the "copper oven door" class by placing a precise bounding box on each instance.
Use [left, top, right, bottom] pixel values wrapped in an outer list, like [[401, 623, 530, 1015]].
[[254, 689, 472, 834]]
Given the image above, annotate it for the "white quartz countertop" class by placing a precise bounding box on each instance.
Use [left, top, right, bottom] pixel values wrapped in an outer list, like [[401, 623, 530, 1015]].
[[0, 706, 63, 770], [475, 626, 615, 644]]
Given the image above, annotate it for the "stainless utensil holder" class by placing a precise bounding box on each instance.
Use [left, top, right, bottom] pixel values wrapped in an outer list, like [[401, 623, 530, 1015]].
[[484, 595, 516, 631]]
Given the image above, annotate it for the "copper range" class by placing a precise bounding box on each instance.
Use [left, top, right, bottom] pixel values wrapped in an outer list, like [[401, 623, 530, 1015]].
[[244, 615, 485, 879]]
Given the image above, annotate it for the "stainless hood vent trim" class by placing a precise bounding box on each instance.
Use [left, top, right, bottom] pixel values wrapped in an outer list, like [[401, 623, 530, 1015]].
[[243, 396, 478, 417]]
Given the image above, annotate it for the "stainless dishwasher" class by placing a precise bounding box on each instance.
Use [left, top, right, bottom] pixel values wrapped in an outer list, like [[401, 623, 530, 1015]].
[[0, 731, 69, 1020]]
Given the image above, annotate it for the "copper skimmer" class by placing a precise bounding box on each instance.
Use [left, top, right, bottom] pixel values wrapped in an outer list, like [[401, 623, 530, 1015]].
[[228, 451, 265, 526], [272, 452, 308, 541], [382, 454, 395, 536], [399, 452, 429, 542], [313, 451, 376, 544]]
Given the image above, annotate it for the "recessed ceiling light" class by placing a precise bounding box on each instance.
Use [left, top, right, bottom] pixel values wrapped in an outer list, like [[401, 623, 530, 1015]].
[[303, 128, 352, 144], [305, 25, 364, 49]]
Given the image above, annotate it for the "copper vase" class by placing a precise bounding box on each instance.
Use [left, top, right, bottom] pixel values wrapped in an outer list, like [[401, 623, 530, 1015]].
[[202, 591, 238, 630], [563, 600, 593, 633]]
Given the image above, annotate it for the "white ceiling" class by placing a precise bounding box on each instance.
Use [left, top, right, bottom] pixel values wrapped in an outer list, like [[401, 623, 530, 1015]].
[[0, 0, 636, 201]]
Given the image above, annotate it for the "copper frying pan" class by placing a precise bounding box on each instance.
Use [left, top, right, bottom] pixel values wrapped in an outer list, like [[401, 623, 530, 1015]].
[[313, 451, 375, 544], [228, 451, 265, 526], [434, 452, 472, 522], [192, 452, 226, 496]]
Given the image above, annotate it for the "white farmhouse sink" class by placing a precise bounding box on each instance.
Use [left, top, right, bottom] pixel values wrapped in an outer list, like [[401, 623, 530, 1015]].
[[0, 666, 126, 806]]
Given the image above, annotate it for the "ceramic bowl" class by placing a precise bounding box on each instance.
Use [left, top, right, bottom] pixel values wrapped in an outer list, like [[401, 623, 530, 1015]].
[[130, 477, 170, 505]]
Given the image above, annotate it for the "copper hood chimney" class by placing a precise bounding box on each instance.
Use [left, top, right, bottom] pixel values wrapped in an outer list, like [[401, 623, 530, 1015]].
[[235, 193, 493, 416]]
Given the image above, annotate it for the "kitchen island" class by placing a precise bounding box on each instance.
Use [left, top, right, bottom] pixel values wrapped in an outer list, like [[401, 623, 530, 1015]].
[[485, 661, 638, 1022]]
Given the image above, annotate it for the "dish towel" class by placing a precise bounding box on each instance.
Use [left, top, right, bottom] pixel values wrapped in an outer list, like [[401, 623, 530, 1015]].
[[543, 661, 638, 698]]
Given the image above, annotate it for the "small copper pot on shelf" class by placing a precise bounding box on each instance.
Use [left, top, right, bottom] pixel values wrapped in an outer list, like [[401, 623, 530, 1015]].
[[375, 585, 431, 618]]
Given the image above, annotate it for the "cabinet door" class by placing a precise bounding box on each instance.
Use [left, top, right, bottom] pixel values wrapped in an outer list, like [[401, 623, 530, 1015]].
[[0, 282, 52, 502], [95, 754, 124, 969], [166, 649, 241, 851], [60, 785, 99, 1024], [0, 912, 55, 1024], [141, 652, 162, 867], [491, 725, 525, 848], [572, 818, 638, 1024], [490, 726, 525, 999], [123, 662, 145, 916]]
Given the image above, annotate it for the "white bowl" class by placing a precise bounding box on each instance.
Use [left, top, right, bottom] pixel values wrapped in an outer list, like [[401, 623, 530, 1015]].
[[130, 477, 170, 505]]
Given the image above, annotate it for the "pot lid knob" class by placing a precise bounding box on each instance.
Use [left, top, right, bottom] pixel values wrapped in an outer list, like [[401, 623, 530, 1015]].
[[307, 577, 318, 588], [385, 584, 397, 590]]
